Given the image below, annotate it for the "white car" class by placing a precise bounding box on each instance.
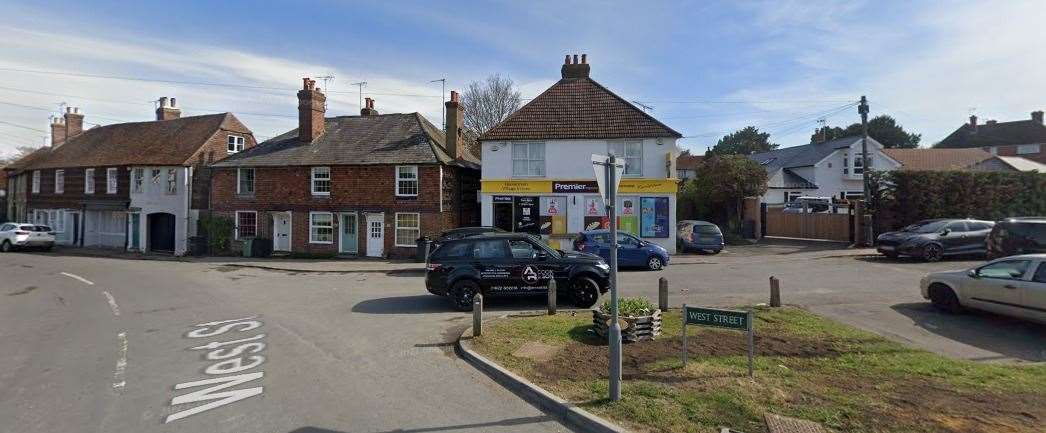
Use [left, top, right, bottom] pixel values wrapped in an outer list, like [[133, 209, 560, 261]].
[[920, 254, 1046, 323], [0, 223, 56, 252]]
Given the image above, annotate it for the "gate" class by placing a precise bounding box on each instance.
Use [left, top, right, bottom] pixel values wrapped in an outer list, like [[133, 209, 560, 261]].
[[762, 203, 853, 242]]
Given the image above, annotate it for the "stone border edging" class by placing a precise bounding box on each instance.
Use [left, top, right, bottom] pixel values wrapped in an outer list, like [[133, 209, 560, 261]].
[[455, 325, 630, 433]]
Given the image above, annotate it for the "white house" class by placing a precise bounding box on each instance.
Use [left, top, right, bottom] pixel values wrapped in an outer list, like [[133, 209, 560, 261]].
[[478, 54, 683, 253], [748, 136, 901, 204]]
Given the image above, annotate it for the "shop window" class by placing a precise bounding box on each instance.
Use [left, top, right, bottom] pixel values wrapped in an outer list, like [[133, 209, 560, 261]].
[[395, 212, 420, 247], [512, 142, 545, 177], [309, 212, 333, 243], [235, 211, 257, 240], [312, 167, 331, 195], [396, 166, 418, 197], [608, 140, 643, 176]]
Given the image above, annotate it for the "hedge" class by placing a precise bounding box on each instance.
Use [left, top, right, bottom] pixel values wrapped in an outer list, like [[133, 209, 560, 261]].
[[867, 170, 1046, 233]]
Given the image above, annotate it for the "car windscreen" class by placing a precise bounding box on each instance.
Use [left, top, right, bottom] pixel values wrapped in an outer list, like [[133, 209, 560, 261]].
[[695, 225, 721, 234], [430, 241, 472, 260], [903, 220, 948, 233]]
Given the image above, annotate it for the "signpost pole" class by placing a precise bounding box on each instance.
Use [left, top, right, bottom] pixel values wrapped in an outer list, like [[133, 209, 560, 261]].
[[681, 304, 688, 366], [747, 310, 754, 379], [607, 154, 622, 402]]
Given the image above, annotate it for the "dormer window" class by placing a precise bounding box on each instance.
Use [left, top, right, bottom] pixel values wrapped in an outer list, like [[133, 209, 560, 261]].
[[227, 135, 245, 153]]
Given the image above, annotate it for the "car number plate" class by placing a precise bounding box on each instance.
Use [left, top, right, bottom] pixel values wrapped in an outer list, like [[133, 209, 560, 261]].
[[879, 245, 895, 251]]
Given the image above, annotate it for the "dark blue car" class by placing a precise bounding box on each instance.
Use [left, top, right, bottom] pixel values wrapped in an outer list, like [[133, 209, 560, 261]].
[[677, 220, 724, 254], [572, 230, 670, 270]]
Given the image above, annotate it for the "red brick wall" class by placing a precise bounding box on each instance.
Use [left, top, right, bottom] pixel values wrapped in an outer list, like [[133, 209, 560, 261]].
[[211, 164, 477, 258], [189, 117, 258, 210], [984, 145, 1046, 164]]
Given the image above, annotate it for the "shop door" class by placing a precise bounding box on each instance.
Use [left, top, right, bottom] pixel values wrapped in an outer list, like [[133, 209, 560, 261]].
[[493, 203, 513, 232], [366, 213, 384, 257], [147, 212, 175, 252], [340, 213, 358, 254]]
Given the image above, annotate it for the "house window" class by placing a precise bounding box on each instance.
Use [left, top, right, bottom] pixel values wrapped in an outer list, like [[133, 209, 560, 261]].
[[166, 169, 177, 194], [237, 168, 255, 195], [107, 168, 118, 193], [51, 210, 64, 233], [842, 155, 848, 174], [54, 170, 64, 194], [311, 167, 331, 195], [235, 211, 257, 240], [151, 169, 161, 185], [227, 135, 245, 153], [786, 191, 803, 202], [608, 140, 643, 176], [132, 168, 144, 193], [85, 168, 95, 194], [396, 166, 418, 197], [32, 171, 40, 193], [1017, 144, 1041, 155], [512, 142, 545, 176], [395, 213, 421, 247], [309, 212, 334, 243]]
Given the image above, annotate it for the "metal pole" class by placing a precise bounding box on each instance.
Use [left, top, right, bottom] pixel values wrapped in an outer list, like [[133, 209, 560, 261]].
[[681, 303, 688, 366], [747, 310, 754, 379], [607, 154, 622, 402], [472, 294, 483, 337]]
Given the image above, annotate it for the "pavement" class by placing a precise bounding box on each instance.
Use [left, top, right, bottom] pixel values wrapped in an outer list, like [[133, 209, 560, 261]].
[[2, 241, 1043, 432]]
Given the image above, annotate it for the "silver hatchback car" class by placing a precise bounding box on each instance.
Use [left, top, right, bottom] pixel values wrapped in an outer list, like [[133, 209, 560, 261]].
[[920, 254, 1046, 323], [0, 223, 56, 252]]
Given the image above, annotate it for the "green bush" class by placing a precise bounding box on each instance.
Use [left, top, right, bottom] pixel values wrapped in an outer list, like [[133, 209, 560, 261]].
[[199, 214, 235, 254], [601, 297, 657, 316], [868, 170, 1046, 233]]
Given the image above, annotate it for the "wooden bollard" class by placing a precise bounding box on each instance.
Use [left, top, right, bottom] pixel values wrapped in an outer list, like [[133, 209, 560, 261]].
[[769, 276, 781, 307], [547, 279, 557, 315], [473, 293, 483, 337], [658, 277, 668, 311]]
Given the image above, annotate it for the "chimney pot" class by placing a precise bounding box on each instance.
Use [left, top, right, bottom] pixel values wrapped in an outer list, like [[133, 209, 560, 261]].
[[170, 97, 176, 107], [445, 89, 465, 160], [573, 54, 579, 64], [155, 96, 181, 121], [297, 77, 326, 141], [1032, 110, 1044, 125], [581, 54, 587, 64], [969, 115, 977, 126], [564, 54, 570, 65], [560, 53, 591, 79], [450, 90, 459, 103]]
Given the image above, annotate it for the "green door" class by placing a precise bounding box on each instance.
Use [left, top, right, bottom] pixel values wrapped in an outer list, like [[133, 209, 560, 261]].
[[130, 213, 141, 250], [340, 213, 358, 253]]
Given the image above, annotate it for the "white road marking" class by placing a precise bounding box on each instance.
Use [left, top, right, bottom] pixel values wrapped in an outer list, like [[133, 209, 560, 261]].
[[113, 332, 128, 390], [60, 272, 94, 285], [102, 291, 121, 316]]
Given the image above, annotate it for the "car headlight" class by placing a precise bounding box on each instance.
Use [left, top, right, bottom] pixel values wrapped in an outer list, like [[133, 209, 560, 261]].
[[596, 262, 610, 271]]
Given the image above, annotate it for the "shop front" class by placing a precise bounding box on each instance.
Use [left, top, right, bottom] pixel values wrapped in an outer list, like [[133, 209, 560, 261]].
[[480, 179, 678, 253]]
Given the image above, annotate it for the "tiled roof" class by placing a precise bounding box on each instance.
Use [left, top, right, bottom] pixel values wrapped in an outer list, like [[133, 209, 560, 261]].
[[479, 77, 681, 141], [882, 148, 991, 171], [676, 153, 704, 170], [25, 113, 234, 169], [936, 119, 1046, 148], [3, 147, 51, 173], [748, 136, 875, 172], [213, 113, 479, 169]]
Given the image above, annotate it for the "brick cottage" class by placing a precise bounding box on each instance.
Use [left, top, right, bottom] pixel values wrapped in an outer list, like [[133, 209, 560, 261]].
[[210, 78, 480, 258]]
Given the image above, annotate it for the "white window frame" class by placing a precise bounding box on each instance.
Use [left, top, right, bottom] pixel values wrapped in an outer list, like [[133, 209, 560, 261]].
[[227, 135, 245, 153], [395, 165, 419, 197], [107, 168, 118, 194], [151, 168, 161, 186], [1016, 144, 1041, 155], [235, 211, 257, 240], [54, 169, 64, 194], [511, 142, 545, 177], [237, 168, 255, 195], [309, 211, 334, 244], [395, 212, 421, 247], [132, 168, 144, 194], [84, 168, 95, 194], [166, 168, 177, 195], [311, 167, 331, 196], [608, 140, 643, 176], [31, 170, 40, 194]]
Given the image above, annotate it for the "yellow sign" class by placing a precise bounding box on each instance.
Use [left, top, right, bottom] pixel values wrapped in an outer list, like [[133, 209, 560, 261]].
[[482, 179, 677, 194]]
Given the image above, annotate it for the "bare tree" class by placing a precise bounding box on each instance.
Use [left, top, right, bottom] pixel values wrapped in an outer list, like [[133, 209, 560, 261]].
[[0, 145, 43, 166], [461, 74, 522, 135]]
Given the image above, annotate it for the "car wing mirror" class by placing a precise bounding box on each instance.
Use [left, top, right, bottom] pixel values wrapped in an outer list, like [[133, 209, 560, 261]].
[[940, 229, 950, 236], [967, 269, 978, 278], [536, 251, 549, 260]]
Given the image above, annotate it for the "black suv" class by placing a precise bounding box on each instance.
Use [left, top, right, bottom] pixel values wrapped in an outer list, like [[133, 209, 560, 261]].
[[987, 217, 1046, 259], [876, 218, 995, 261], [425, 233, 611, 310]]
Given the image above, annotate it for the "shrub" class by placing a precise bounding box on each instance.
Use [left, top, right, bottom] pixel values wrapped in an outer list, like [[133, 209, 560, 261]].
[[600, 297, 657, 317], [199, 214, 235, 254]]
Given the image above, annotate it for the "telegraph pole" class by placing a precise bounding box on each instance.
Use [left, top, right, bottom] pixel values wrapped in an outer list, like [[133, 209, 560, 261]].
[[858, 95, 871, 245]]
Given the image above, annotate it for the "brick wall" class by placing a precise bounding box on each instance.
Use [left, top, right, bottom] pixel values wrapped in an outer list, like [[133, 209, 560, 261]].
[[189, 118, 258, 210], [985, 145, 1046, 164], [211, 164, 477, 258]]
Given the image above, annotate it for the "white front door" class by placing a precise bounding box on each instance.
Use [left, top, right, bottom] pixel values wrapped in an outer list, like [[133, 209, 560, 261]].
[[273, 212, 292, 252], [366, 213, 384, 257]]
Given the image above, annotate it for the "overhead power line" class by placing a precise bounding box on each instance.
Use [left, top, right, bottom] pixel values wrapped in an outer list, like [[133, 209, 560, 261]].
[[0, 119, 48, 134]]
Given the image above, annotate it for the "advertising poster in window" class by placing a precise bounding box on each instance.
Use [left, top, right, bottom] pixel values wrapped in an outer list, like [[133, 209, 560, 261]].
[[640, 197, 669, 238], [515, 196, 539, 234], [617, 196, 639, 235], [582, 196, 608, 231], [539, 196, 567, 235]]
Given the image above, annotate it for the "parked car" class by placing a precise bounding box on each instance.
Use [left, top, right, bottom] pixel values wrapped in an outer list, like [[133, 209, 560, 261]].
[[425, 233, 610, 310], [876, 218, 994, 261], [0, 223, 56, 252], [986, 217, 1046, 259], [677, 220, 724, 254], [920, 254, 1046, 323], [572, 229, 670, 271], [434, 226, 505, 243], [782, 196, 832, 213]]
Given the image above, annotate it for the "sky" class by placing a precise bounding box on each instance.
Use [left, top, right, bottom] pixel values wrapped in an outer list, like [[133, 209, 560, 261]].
[[1, 0, 1045, 159]]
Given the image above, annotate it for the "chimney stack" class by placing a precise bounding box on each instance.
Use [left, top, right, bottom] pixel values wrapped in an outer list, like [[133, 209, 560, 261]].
[[968, 114, 978, 132], [297, 78, 326, 142], [360, 97, 379, 116], [445, 90, 465, 159], [560, 53, 591, 79], [64, 106, 84, 139], [50, 116, 66, 147], [1032, 111, 1044, 125], [156, 96, 181, 121]]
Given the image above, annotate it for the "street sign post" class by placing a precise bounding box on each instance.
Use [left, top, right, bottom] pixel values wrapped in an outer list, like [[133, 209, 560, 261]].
[[592, 153, 625, 401], [682, 305, 755, 378]]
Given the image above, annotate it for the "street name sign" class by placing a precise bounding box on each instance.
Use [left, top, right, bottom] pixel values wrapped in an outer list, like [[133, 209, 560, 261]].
[[682, 305, 755, 378]]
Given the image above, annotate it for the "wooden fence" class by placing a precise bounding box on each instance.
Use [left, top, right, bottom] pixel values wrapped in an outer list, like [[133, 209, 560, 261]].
[[763, 206, 852, 242]]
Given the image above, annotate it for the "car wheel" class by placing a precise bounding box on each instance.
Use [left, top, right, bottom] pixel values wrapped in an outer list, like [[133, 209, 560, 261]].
[[0, 241, 11, 253], [883, 252, 899, 259], [710, 249, 722, 255], [571, 276, 600, 308], [43, 244, 53, 252], [929, 284, 963, 314], [647, 256, 664, 271], [922, 244, 943, 262], [449, 280, 479, 312]]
